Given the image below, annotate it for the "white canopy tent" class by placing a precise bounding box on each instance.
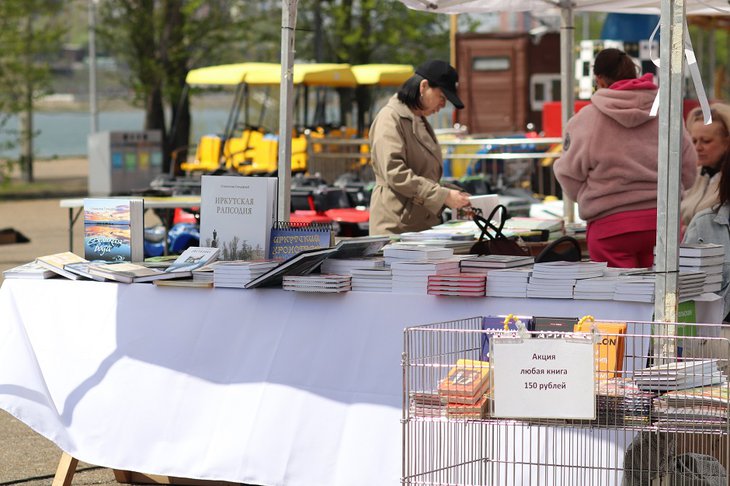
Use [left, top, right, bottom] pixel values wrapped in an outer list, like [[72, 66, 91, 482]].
[[275, 0, 728, 329]]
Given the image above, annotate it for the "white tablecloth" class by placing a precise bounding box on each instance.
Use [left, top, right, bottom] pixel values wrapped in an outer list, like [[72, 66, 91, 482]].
[[0, 280, 719, 485]]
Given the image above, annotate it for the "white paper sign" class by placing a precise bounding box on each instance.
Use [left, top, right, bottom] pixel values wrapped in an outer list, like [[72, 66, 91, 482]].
[[491, 335, 595, 419]]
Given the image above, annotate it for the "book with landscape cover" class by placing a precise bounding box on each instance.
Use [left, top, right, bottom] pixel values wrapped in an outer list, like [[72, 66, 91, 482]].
[[244, 247, 338, 289], [163, 246, 221, 273], [268, 221, 333, 260], [438, 359, 491, 404], [200, 175, 277, 261], [83, 198, 144, 262]]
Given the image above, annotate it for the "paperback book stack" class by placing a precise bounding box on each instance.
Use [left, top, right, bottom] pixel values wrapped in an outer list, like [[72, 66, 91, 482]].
[[350, 267, 393, 293], [382, 243, 454, 265], [594, 378, 653, 426], [613, 271, 706, 303], [438, 359, 492, 419], [573, 277, 620, 300], [527, 261, 607, 299], [391, 259, 460, 294], [320, 257, 385, 275], [213, 260, 279, 288], [427, 273, 486, 297], [679, 243, 725, 294], [633, 359, 726, 392], [485, 268, 532, 298], [458, 254, 534, 274], [282, 274, 352, 293], [409, 391, 446, 418], [652, 382, 729, 428]]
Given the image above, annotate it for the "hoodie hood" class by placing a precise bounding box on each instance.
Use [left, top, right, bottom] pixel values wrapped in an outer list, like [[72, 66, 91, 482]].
[[591, 82, 658, 129]]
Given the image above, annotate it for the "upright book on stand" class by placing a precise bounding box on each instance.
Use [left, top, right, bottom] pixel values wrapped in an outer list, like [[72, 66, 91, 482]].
[[83, 198, 144, 262], [200, 175, 277, 261], [268, 221, 333, 260]]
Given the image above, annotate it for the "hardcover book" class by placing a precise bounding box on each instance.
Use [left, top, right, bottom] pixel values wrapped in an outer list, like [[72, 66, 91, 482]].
[[83, 198, 144, 262], [200, 175, 277, 261], [480, 315, 534, 361], [36, 252, 88, 280]]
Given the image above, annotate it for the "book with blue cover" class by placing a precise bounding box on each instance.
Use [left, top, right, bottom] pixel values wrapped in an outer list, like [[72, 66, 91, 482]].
[[268, 221, 333, 260], [480, 315, 534, 361], [83, 198, 144, 262]]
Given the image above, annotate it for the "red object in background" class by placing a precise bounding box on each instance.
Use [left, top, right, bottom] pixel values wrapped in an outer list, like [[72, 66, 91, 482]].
[[542, 101, 592, 137], [173, 207, 198, 225]]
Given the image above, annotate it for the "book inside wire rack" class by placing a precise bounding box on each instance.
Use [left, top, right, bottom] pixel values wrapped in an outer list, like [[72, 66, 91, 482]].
[[402, 315, 730, 486]]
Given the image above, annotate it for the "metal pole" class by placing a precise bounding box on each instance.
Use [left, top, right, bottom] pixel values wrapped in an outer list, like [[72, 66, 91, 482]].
[[654, 0, 686, 359], [88, 0, 98, 134], [560, 2, 575, 223], [277, 0, 297, 222]]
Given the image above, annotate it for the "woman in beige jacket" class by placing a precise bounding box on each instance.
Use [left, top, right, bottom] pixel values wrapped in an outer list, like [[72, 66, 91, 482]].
[[680, 103, 730, 226], [368, 60, 471, 235]]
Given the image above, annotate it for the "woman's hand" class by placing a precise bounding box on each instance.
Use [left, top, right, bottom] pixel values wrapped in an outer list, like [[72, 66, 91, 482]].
[[445, 189, 471, 209]]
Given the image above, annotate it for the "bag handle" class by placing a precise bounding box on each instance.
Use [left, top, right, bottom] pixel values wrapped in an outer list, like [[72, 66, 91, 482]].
[[473, 204, 509, 241]]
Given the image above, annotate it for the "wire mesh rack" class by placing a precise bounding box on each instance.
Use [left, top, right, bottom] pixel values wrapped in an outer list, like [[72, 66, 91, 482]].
[[402, 316, 730, 486]]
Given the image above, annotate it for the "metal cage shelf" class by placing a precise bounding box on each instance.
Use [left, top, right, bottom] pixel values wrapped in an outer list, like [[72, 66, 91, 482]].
[[402, 317, 730, 485]]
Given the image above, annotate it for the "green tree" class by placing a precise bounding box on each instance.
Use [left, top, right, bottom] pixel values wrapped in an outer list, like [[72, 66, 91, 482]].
[[296, 0, 451, 133], [96, 0, 247, 173], [0, 0, 66, 183]]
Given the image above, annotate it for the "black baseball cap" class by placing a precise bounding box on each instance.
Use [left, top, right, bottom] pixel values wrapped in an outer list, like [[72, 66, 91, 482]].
[[415, 60, 464, 109]]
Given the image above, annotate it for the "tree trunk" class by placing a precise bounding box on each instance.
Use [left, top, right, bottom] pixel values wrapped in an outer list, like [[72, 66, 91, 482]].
[[145, 84, 167, 175], [21, 12, 34, 183]]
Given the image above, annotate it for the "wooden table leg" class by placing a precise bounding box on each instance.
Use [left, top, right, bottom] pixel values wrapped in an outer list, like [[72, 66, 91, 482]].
[[52, 452, 78, 486]]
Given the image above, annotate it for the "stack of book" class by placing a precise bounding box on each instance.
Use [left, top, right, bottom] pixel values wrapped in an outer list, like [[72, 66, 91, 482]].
[[679, 244, 725, 294], [613, 271, 706, 303], [282, 274, 352, 293], [652, 383, 729, 428], [594, 378, 653, 426], [408, 391, 445, 418], [36, 252, 90, 280], [382, 243, 454, 265], [573, 277, 620, 300], [87, 262, 192, 283], [501, 216, 563, 241], [485, 268, 531, 298], [350, 267, 393, 293], [437, 359, 492, 419], [633, 359, 726, 392], [213, 260, 280, 288], [391, 259, 460, 294], [3, 261, 57, 280], [320, 257, 385, 275], [458, 254, 534, 274], [526, 261, 607, 299], [427, 274, 486, 297]]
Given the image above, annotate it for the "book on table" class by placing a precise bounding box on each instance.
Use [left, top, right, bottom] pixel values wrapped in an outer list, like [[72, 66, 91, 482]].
[[268, 221, 333, 260], [87, 262, 192, 283], [83, 198, 144, 262], [438, 359, 491, 404], [2, 261, 56, 280], [200, 175, 277, 261], [678, 243, 725, 258], [244, 247, 338, 289], [36, 252, 89, 280], [163, 246, 221, 273]]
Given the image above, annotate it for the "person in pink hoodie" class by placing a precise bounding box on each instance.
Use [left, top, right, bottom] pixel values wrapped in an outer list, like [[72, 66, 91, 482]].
[[554, 48, 697, 268]]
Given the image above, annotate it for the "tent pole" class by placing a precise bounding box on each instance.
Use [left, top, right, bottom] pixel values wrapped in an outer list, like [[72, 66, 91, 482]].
[[654, 0, 686, 360], [278, 0, 298, 222], [560, 2, 575, 223]]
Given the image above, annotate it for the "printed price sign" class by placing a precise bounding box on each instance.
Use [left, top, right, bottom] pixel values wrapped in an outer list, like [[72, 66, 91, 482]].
[[491, 334, 595, 419]]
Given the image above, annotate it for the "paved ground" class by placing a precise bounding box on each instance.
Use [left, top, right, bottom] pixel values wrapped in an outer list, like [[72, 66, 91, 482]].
[[0, 158, 135, 485]]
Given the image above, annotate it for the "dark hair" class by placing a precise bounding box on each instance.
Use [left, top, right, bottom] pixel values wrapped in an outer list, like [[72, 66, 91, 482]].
[[593, 48, 638, 85], [718, 146, 730, 207], [397, 74, 426, 110]]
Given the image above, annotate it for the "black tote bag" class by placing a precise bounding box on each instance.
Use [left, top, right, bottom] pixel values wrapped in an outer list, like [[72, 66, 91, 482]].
[[469, 205, 530, 257]]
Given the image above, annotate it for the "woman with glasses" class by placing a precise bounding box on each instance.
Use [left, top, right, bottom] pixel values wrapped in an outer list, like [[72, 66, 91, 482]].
[[680, 103, 730, 226]]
